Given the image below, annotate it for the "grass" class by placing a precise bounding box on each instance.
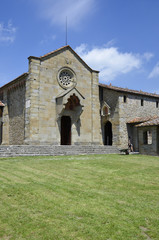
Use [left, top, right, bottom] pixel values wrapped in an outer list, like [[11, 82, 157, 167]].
[[0, 154, 159, 240]]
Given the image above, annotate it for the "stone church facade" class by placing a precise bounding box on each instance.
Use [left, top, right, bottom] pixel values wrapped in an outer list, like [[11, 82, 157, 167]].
[[0, 45, 159, 155]]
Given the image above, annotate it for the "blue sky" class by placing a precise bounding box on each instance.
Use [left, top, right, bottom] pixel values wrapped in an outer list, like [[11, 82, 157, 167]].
[[0, 0, 159, 93]]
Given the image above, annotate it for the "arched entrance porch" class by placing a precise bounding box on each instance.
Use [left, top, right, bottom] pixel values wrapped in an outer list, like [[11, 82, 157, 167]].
[[56, 89, 85, 146]]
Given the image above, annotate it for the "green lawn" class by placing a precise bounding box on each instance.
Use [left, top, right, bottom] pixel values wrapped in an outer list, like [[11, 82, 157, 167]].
[[0, 154, 159, 240]]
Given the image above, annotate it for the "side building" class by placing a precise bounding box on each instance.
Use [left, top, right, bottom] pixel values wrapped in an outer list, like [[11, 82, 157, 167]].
[[99, 84, 159, 155]]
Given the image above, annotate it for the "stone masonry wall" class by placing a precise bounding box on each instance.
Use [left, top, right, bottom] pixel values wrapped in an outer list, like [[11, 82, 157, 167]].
[[7, 85, 26, 144], [92, 72, 101, 144], [1, 90, 9, 145], [102, 88, 159, 148], [138, 126, 158, 155], [119, 93, 159, 148], [101, 88, 120, 146]]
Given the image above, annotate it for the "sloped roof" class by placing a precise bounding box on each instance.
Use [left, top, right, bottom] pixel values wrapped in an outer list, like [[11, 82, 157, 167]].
[[0, 73, 28, 90], [127, 116, 158, 124], [28, 45, 99, 73], [127, 115, 159, 127], [136, 117, 159, 127], [99, 83, 159, 99]]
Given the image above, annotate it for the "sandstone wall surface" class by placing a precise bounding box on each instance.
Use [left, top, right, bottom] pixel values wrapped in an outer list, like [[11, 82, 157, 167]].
[[25, 48, 101, 145], [7, 85, 26, 144], [138, 126, 158, 155]]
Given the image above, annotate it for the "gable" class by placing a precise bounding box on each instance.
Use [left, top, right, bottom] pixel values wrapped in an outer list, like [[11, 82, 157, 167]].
[[28, 45, 99, 73], [28, 45, 99, 95]]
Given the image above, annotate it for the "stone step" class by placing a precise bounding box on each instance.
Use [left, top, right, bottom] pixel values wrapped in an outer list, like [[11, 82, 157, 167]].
[[0, 145, 119, 157]]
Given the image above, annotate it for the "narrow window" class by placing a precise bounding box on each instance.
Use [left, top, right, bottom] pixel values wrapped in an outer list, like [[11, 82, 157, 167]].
[[123, 95, 127, 103], [148, 131, 152, 144], [156, 101, 158, 108], [143, 131, 147, 144], [143, 131, 152, 145], [141, 99, 144, 106], [103, 106, 108, 115]]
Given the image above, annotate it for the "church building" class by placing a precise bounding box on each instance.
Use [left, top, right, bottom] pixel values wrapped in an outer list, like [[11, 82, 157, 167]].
[[0, 45, 159, 155]]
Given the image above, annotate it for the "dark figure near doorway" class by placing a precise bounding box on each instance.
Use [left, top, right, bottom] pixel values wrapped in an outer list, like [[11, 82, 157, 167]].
[[128, 136, 133, 152], [61, 116, 71, 145], [104, 121, 112, 145]]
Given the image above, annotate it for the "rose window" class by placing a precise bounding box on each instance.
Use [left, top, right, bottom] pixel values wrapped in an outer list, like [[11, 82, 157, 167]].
[[58, 68, 76, 89], [59, 71, 72, 86]]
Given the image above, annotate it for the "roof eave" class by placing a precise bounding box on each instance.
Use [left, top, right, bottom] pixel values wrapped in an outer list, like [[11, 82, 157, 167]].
[[28, 56, 40, 61], [0, 72, 28, 91], [99, 84, 159, 99]]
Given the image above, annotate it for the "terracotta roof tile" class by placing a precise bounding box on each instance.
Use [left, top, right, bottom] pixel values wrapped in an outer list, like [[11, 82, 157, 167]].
[[99, 83, 159, 98], [127, 116, 158, 124], [40, 45, 70, 58], [136, 117, 159, 127]]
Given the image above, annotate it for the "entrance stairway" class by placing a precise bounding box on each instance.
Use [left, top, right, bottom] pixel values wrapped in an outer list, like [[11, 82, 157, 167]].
[[0, 145, 119, 158]]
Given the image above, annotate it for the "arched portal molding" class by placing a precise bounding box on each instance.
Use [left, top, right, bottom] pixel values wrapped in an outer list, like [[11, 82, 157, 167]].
[[56, 87, 85, 123]]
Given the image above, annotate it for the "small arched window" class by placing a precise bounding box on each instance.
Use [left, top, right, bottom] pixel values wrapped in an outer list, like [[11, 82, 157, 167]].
[[101, 102, 110, 116], [103, 106, 108, 115]]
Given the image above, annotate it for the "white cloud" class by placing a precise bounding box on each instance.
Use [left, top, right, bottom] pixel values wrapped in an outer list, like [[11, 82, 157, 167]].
[[75, 44, 88, 55], [143, 52, 154, 61], [33, 0, 95, 28], [148, 62, 159, 79], [75, 44, 150, 82], [0, 21, 16, 43]]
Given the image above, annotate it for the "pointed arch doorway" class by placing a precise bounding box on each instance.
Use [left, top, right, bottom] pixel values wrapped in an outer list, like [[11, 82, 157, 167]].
[[104, 121, 112, 145], [61, 116, 71, 145]]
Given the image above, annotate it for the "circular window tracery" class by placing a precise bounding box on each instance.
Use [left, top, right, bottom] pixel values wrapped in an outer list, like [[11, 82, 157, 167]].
[[58, 68, 76, 89]]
